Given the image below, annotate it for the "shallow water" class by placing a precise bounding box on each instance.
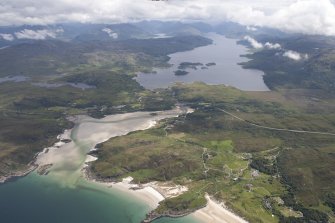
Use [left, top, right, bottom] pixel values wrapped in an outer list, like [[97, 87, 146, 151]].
[[0, 109, 199, 223], [135, 33, 269, 91], [0, 174, 150, 223]]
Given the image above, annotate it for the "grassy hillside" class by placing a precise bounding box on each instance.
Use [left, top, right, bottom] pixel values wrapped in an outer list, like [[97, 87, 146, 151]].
[[0, 35, 211, 77], [0, 35, 210, 180], [91, 83, 335, 222], [241, 35, 335, 94], [1, 25, 335, 223]]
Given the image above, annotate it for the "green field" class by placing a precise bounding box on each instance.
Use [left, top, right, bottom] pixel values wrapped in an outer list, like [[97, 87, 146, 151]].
[[0, 36, 210, 180], [91, 83, 335, 222], [1, 29, 335, 223]]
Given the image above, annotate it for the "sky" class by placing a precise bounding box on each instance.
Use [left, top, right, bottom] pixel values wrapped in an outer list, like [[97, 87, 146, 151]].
[[1, 0, 335, 36]]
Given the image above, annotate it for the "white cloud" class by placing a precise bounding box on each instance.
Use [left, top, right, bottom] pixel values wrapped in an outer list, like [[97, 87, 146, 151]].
[[0, 0, 335, 36], [14, 28, 63, 40], [0, 33, 14, 41], [283, 50, 308, 61], [264, 42, 281, 49], [246, 26, 258, 31], [268, 0, 335, 36], [244, 36, 263, 49], [244, 36, 308, 61], [244, 36, 283, 50], [102, 28, 118, 39]]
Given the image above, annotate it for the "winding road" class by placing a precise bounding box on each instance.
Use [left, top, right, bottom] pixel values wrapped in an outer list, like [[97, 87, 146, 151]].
[[218, 108, 335, 136]]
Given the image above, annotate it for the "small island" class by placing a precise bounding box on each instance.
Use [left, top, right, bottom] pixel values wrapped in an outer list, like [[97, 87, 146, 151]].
[[206, 62, 216, 66], [174, 70, 189, 76], [178, 62, 203, 70], [176, 62, 216, 71]]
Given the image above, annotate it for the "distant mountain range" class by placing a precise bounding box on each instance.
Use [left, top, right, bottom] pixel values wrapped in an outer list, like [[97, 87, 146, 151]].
[[0, 21, 291, 48]]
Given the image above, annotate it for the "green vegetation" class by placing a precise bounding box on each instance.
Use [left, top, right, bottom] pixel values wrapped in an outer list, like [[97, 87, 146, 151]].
[[1, 27, 335, 223], [91, 82, 335, 222], [156, 189, 207, 214], [0, 35, 210, 180], [325, 193, 335, 214], [174, 70, 189, 76], [241, 35, 335, 93], [0, 112, 72, 178], [178, 62, 203, 70], [0, 35, 211, 77], [206, 62, 216, 66], [91, 127, 204, 182]]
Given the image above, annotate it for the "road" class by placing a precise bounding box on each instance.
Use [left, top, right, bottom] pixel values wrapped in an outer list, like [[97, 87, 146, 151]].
[[218, 108, 335, 136]]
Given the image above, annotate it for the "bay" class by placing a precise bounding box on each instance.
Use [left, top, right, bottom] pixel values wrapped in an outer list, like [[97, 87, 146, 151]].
[[0, 109, 199, 223]]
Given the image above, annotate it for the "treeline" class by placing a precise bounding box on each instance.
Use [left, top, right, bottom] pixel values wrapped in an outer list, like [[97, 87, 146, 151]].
[[274, 179, 330, 222], [250, 158, 277, 175]]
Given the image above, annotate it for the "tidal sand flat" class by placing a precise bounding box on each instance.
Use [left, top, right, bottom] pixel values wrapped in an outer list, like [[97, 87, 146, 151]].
[[36, 108, 189, 183], [0, 107, 197, 223], [0, 106, 248, 223]]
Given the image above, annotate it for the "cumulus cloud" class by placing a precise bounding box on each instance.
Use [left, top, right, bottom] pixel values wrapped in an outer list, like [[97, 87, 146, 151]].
[[283, 50, 308, 61], [0, 33, 14, 41], [244, 36, 282, 50], [246, 26, 258, 31], [264, 42, 281, 49], [244, 36, 263, 49], [102, 28, 118, 39], [14, 28, 63, 40], [244, 35, 307, 60], [244, 35, 308, 60], [0, 0, 335, 36], [219, 0, 335, 36]]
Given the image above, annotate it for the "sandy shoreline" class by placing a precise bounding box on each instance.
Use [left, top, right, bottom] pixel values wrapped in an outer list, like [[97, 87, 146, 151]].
[[79, 107, 249, 223], [7, 106, 248, 223], [34, 106, 191, 203], [192, 194, 248, 223], [87, 171, 248, 223], [0, 164, 37, 184], [84, 157, 248, 223], [87, 176, 165, 209]]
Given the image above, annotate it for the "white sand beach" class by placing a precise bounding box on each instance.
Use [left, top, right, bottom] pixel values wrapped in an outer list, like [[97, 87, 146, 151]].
[[91, 173, 249, 223], [94, 177, 165, 209], [192, 194, 249, 223], [34, 106, 248, 223]]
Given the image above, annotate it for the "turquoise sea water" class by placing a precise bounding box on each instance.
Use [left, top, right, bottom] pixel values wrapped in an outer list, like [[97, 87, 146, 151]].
[[0, 111, 199, 223], [0, 173, 197, 223]]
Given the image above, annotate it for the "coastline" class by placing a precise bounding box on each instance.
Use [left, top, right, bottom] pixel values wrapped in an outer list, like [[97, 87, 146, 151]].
[[83, 167, 195, 222], [0, 164, 37, 184], [84, 172, 165, 209], [2, 107, 248, 223], [84, 164, 249, 223], [0, 120, 74, 184], [80, 107, 249, 223], [192, 194, 249, 223]]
